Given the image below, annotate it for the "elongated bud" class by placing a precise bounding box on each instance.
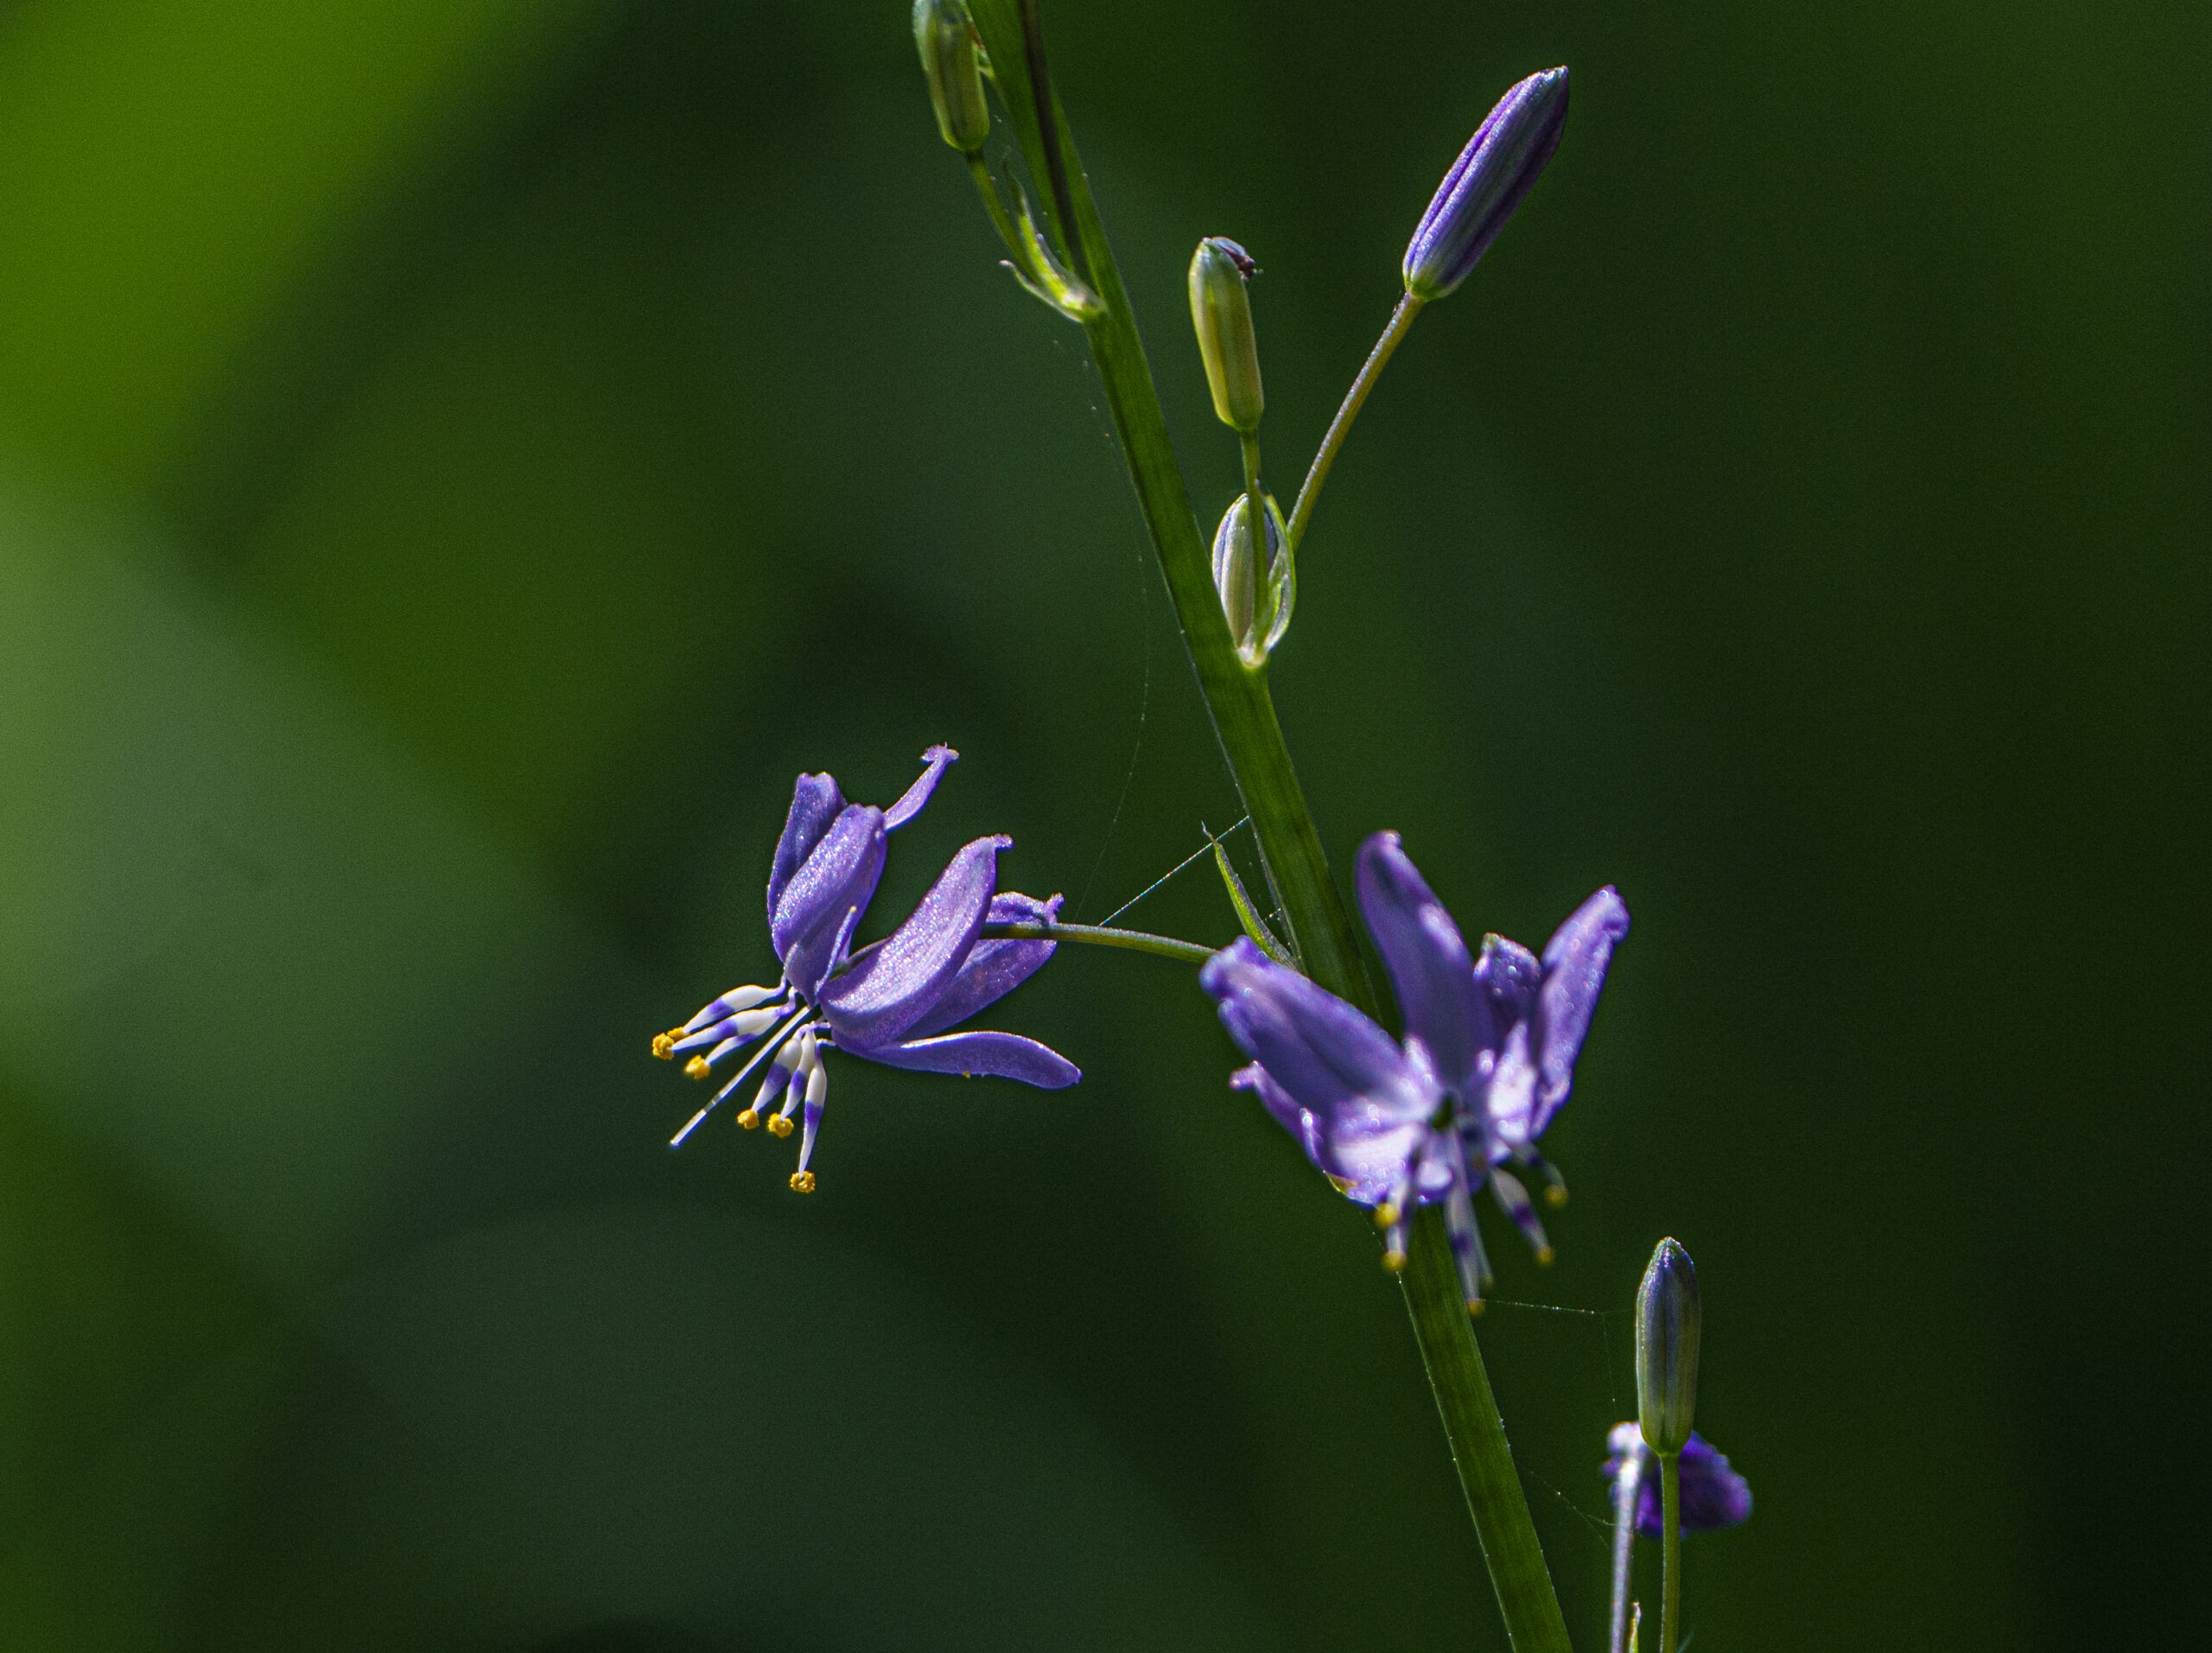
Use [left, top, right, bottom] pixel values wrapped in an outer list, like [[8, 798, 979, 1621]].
[[1635, 1237, 1700, 1455], [1402, 67, 1569, 301], [1188, 238, 1264, 433], [913, 0, 990, 156], [1211, 492, 1294, 667]]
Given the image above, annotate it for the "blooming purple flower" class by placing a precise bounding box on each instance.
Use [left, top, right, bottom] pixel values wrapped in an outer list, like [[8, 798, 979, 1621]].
[[1198, 830, 1626, 1306], [1402, 66, 1571, 302], [1604, 1422, 1753, 1539], [655, 747, 1078, 1189]]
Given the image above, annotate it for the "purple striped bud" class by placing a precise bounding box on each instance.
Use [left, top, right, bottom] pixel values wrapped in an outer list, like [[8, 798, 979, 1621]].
[[1402, 67, 1569, 302], [1636, 1237, 1701, 1455]]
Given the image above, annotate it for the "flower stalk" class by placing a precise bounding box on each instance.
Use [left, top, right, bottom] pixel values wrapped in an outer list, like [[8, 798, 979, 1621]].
[[978, 919, 1215, 966], [1287, 293, 1422, 554]]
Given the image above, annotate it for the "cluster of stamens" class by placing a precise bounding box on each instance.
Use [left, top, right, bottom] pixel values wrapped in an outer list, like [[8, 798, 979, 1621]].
[[1370, 1109, 1573, 1310], [653, 982, 831, 1192]]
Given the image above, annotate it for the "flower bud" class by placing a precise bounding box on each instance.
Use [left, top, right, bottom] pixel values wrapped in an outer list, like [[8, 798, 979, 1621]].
[[912, 0, 990, 156], [1211, 491, 1293, 666], [1635, 1237, 1700, 1455], [1188, 238, 1264, 434], [1402, 66, 1569, 301]]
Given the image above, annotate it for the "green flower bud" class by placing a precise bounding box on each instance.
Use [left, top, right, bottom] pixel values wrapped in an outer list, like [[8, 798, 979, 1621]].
[[1211, 491, 1294, 667], [1636, 1237, 1701, 1456], [912, 0, 990, 156], [1188, 238, 1264, 434]]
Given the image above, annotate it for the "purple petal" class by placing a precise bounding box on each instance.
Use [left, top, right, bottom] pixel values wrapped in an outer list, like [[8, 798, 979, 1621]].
[[853, 1028, 1079, 1088], [1631, 1432, 1753, 1538], [900, 890, 1062, 1039], [1529, 886, 1630, 1135], [883, 744, 958, 830], [1484, 1024, 1538, 1154], [772, 804, 887, 998], [1233, 1063, 1433, 1209], [1199, 939, 1433, 1121], [1232, 1062, 1332, 1173], [819, 835, 1006, 1050], [1356, 832, 1492, 1091], [767, 772, 845, 928], [1473, 932, 1541, 1032]]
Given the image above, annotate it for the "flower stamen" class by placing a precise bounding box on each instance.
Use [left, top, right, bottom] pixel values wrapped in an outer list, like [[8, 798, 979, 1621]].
[[670, 1003, 815, 1148]]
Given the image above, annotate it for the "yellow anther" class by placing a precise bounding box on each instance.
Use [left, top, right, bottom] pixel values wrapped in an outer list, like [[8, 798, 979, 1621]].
[[1544, 1186, 1568, 1209], [652, 1030, 679, 1060], [767, 1114, 794, 1139], [1382, 1249, 1408, 1273], [789, 1170, 817, 1193], [1465, 1298, 1486, 1316], [735, 1109, 760, 1131], [1374, 1202, 1400, 1229], [1536, 1245, 1556, 1267], [1325, 1174, 1354, 1195], [683, 1056, 710, 1080]]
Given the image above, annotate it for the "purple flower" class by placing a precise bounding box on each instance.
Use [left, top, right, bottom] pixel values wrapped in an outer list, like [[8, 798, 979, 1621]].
[[655, 747, 1078, 1189], [1604, 1423, 1754, 1539], [1402, 67, 1570, 302], [1198, 830, 1626, 1306]]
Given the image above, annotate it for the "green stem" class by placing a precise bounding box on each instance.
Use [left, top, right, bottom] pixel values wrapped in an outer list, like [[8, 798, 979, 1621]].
[[961, 10, 1568, 1645], [1608, 1446, 1641, 1653], [1286, 292, 1423, 553], [971, 0, 1370, 1011], [1016, 0, 1084, 275], [965, 152, 1026, 263], [1660, 1453, 1681, 1653], [979, 919, 1215, 967], [1403, 1208, 1577, 1653], [1240, 429, 1265, 516]]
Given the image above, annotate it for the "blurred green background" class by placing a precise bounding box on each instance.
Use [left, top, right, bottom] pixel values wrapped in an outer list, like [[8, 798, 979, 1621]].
[[0, 0, 2202, 1647]]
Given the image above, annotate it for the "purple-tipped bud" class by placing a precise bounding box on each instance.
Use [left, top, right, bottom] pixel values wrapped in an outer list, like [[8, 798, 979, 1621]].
[[913, 0, 990, 156], [1636, 1237, 1701, 1455], [1402, 66, 1569, 301], [1188, 238, 1265, 434]]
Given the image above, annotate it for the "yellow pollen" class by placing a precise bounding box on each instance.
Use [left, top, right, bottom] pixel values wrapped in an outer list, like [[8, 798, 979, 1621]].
[[1375, 1203, 1399, 1229], [1465, 1298, 1486, 1316], [1545, 1186, 1568, 1209], [1382, 1249, 1408, 1273], [735, 1109, 760, 1130], [789, 1170, 817, 1193], [1536, 1245, 1556, 1267], [767, 1114, 794, 1139], [652, 1031, 679, 1060]]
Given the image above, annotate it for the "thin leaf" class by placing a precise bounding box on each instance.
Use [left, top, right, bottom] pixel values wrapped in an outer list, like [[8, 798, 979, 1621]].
[[1212, 839, 1295, 966]]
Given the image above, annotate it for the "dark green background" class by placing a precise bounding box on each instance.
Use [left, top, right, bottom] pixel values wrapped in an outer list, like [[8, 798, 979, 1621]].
[[0, 1, 2200, 1647]]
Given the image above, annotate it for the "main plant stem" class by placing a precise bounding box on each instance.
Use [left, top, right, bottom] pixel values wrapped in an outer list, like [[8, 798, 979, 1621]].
[[1406, 1209, 1578, 1653], [966, 9, 1569, 1650], [973, 0, 1368, 1006], [1659, 1454, 1681, 1653]]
